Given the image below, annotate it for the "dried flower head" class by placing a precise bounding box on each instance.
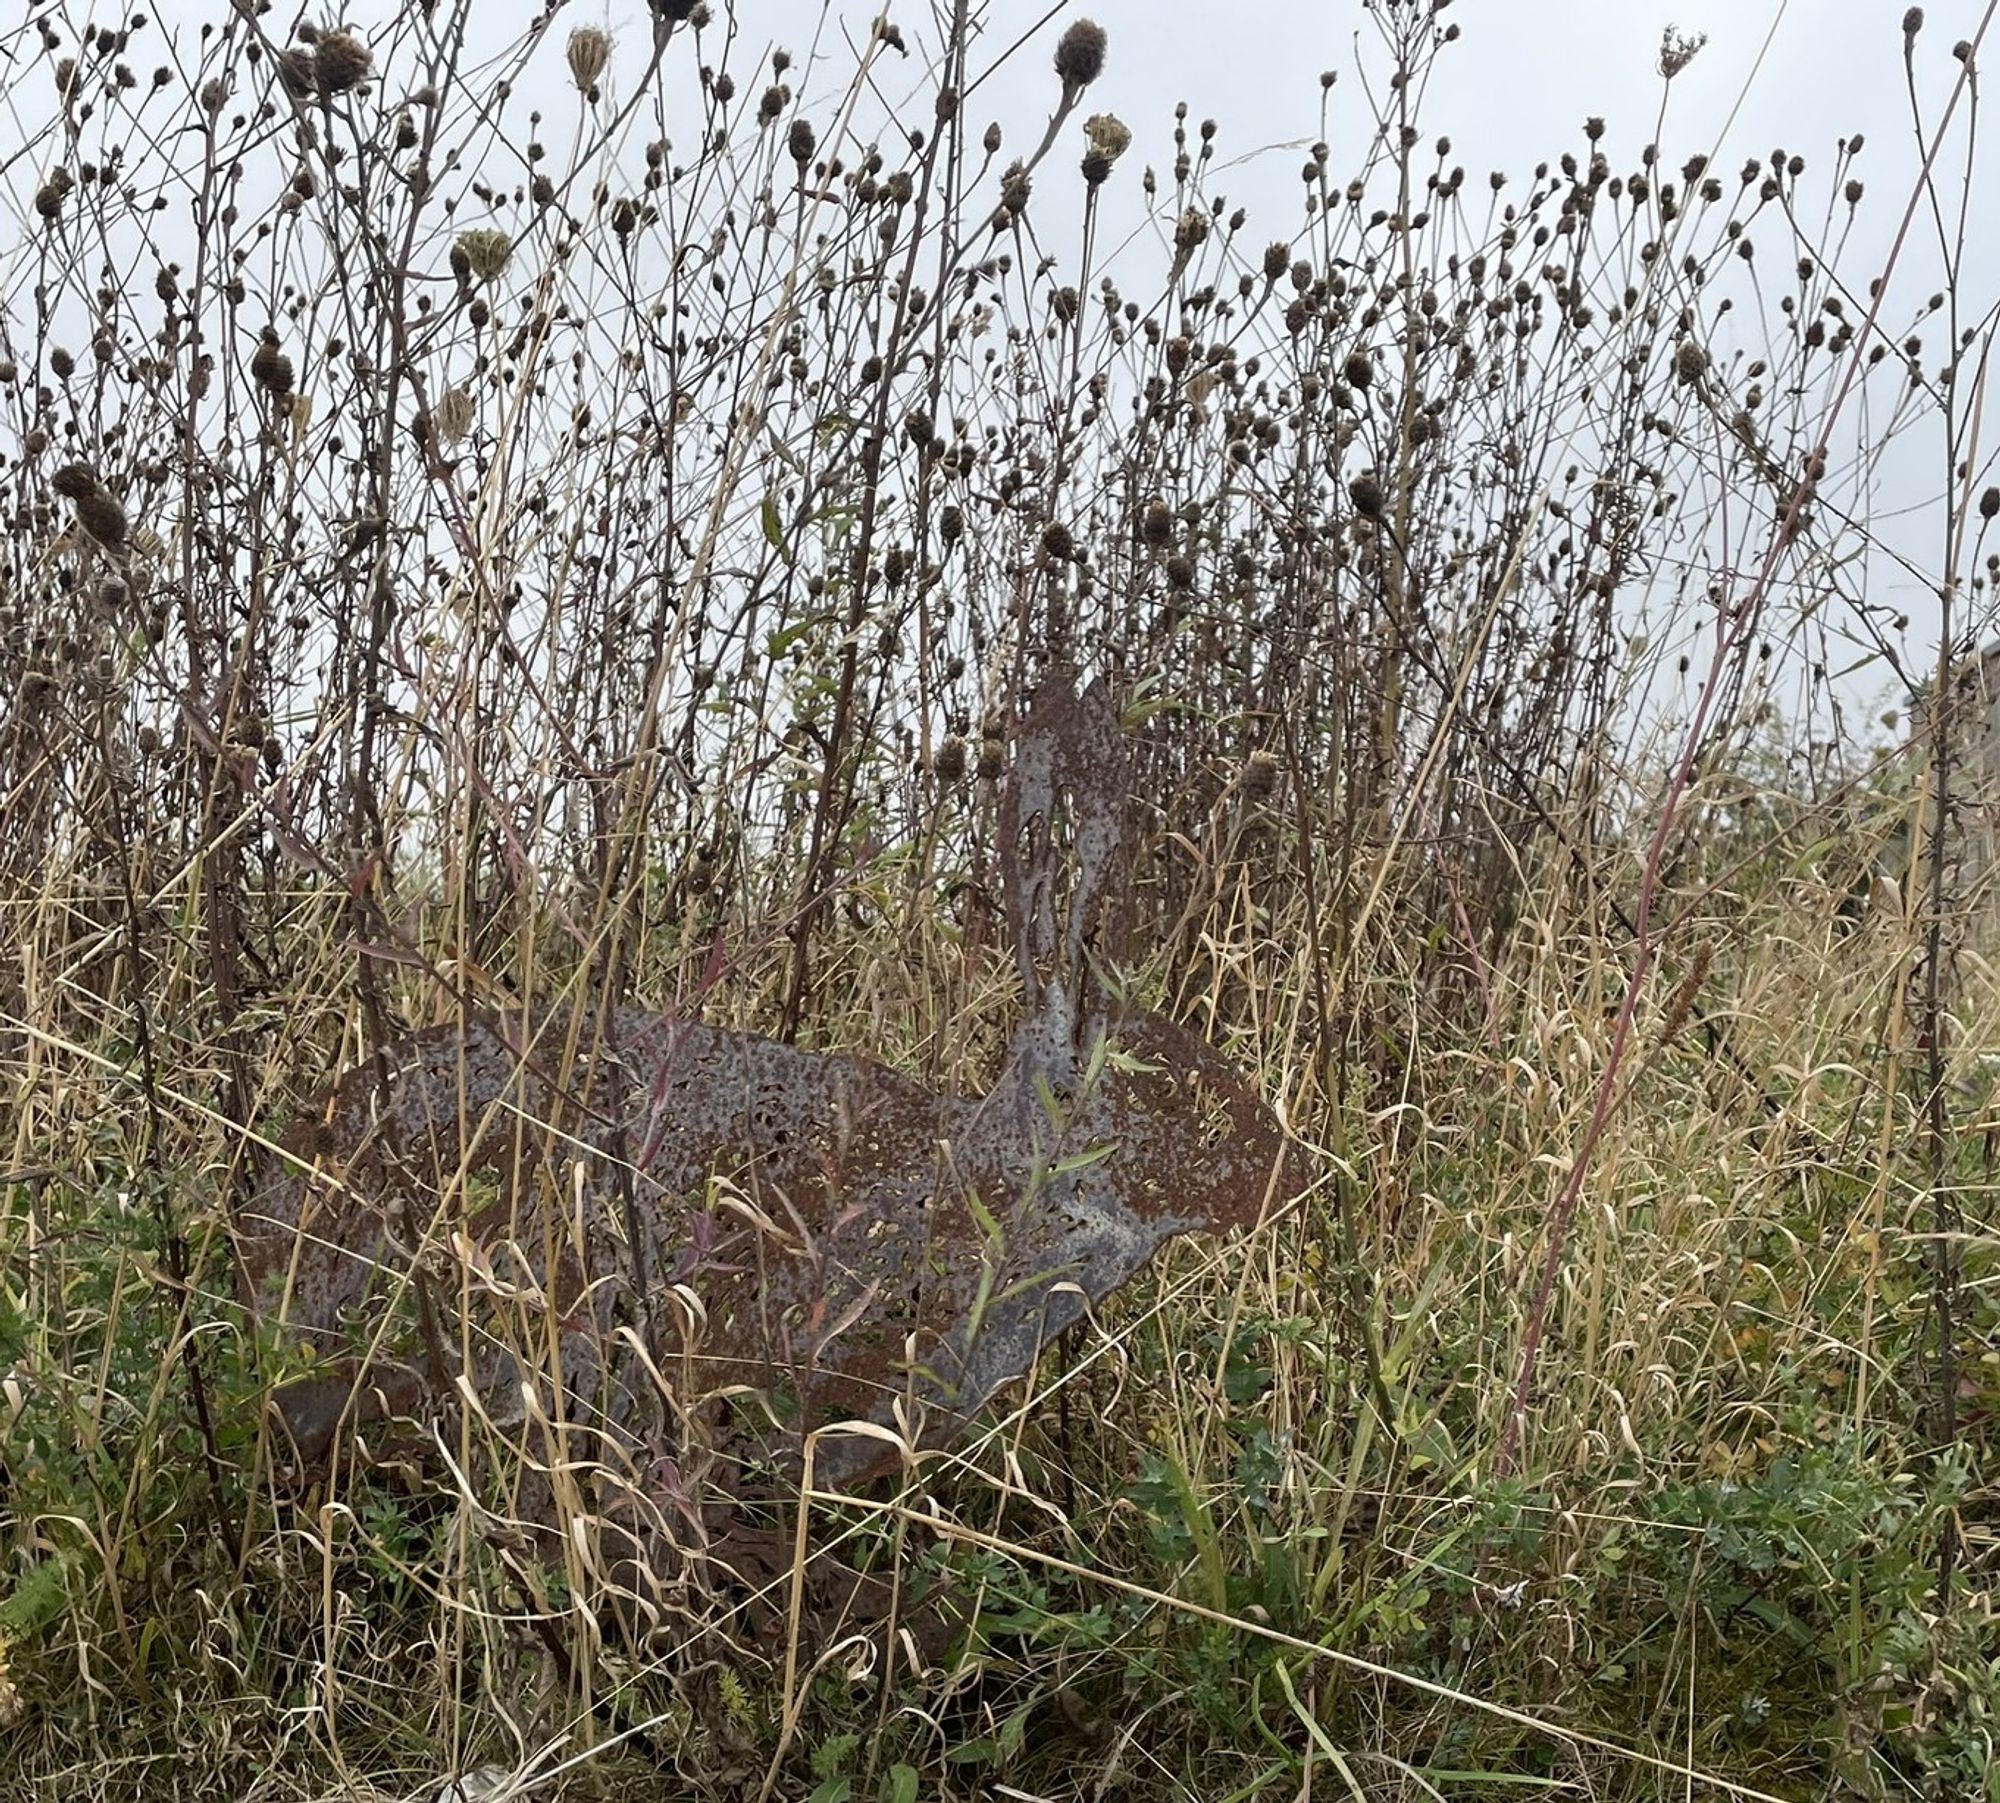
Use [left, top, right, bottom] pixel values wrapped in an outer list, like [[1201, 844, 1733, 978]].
[[75, 486, 129, 549], [567, 26, 612, 95], [436, 384, 475, 444], [455, 229, 513, 283], [932, 735, 968, 783], [251, 328, 295, 396], [313, 29, 372, 95], [1347, 470, 1385, 518], [52, 462, 101, 501], [34, 168, 74, 221], [1658, 24, 1707, 78], [1673, 337, 1708, 385], [1054, 19, 1108, 93], [1080, 112, 1129, 184], [275, 47, 317, 99]]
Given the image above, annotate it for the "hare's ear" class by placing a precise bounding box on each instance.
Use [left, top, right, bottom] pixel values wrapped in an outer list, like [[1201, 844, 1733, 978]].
[[997, 666, 1132, 1011]]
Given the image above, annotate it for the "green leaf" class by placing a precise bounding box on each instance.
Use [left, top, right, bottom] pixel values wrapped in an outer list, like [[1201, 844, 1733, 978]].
[[1049, 1140, 1116, 1177], [761, 490, 795, 567], [882, 1766, 918, 1803], [812, 1733, 860, 1780]]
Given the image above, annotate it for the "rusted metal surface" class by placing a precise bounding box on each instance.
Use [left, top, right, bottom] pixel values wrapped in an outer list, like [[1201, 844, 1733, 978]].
[[237, 672, 1284, 1491]]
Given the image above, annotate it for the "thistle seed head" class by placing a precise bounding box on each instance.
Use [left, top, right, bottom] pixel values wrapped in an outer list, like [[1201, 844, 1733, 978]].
[[313, 29, 372, 95], [251, 329, 295, 396], [76, 485, 129, 549], [1054, 19, 1107, 93], [52, 461, 100, 500], [275, 47, 317, 100]]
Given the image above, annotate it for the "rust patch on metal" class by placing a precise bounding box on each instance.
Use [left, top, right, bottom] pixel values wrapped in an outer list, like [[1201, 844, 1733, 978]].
[[238, 671, 1283, 1491]]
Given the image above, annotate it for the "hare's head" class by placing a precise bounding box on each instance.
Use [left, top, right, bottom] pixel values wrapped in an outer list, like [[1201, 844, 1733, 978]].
[[998, 667, 1133, 1029]]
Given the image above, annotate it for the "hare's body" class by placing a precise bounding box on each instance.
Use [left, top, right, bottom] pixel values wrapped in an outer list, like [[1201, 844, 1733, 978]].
[[238, 673, 1283, 1490], [241, 1001, 1279, 1487]]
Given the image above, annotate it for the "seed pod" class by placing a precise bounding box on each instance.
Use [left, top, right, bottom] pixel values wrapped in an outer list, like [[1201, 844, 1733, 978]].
[[567, 26, 611, 95], [436, 385, 475, 444]]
